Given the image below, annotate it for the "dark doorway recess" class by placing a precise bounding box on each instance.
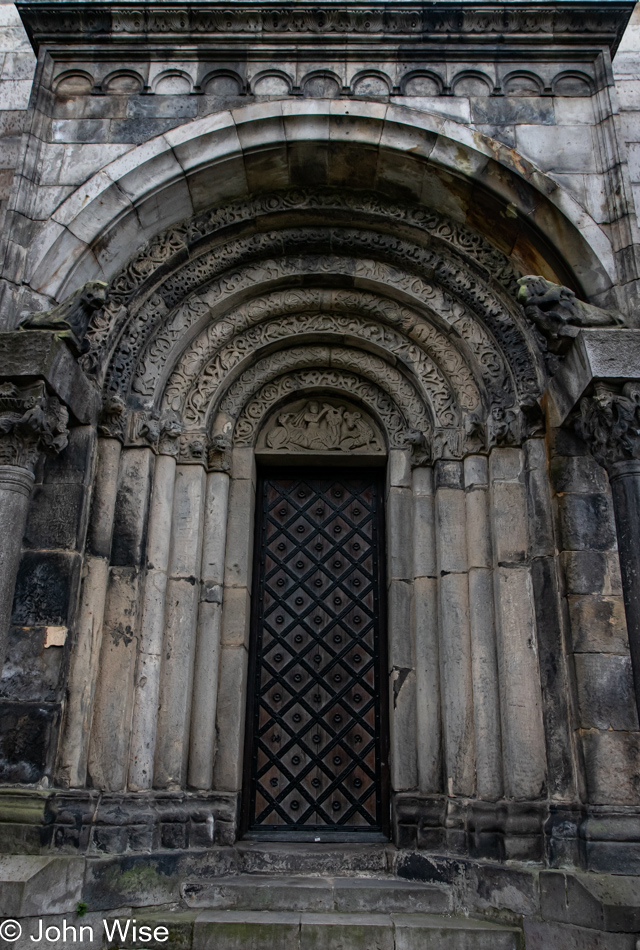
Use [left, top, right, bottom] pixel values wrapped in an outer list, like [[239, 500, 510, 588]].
[[241, 469, 390, 841]]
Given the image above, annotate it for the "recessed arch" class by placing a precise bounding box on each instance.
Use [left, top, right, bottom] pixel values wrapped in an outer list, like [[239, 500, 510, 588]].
[[21, 101, 617, 317]]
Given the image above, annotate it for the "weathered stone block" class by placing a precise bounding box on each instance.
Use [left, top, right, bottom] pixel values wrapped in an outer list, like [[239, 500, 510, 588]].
[[561, 550, 622, 595], [568, 593, 629, 652], [1, 625, 64, 701], [24, 483, 88, 550], [11, 551, 81, 626], [194, 911, 300, 950], [558, 493, 617, 551], [0, 331, 99, 424], [0, 701, 59, 783], [550, 455, 609, 494], [111, 448, 153, 567], [491, 481, 528, 563], [43, 425, 96, 486], [581, 731, 640, 804], [434, 459, 463, 490], [574, 654, 638, 730]]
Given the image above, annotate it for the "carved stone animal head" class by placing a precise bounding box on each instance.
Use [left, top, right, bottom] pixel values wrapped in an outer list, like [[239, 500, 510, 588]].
[[20, 280, 108, 356]]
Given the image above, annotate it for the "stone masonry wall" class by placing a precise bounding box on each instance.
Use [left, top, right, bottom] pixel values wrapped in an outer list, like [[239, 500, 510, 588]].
[[0, 2, 34, 234]]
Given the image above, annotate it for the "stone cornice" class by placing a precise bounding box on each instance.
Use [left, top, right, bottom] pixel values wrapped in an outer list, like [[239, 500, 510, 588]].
[[16, 1, 634, 53]]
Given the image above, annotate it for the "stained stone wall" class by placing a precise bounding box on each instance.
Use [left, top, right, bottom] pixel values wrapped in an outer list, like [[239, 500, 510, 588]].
[[0, 0, 639, 876]]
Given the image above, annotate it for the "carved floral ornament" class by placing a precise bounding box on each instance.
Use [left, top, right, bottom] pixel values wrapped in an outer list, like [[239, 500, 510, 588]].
[[85, 189, 524, 376], [0, 381, 69, 472]]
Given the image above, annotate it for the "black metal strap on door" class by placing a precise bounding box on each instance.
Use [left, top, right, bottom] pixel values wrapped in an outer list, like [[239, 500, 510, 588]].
[[242, 472, 388, 836]]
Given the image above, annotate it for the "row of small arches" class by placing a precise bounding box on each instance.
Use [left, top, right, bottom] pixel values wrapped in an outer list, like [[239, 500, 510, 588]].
[[54, 67, 594, 99]]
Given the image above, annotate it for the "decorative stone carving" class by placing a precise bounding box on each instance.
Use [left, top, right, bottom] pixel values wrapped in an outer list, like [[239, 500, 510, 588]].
[[127, 410, 184, 455], [404, 428, 431, 466], [233, 370, 408, 448], [90, 190, 533, 406], [575, 382, 640, 473], [23, 5, 626, 43], [105, 232, 519, 407], [517, 276, 625, 353], [258, 398, 384, 455], [0, 381, 69, 471], [207, 434, 232, 472], [20, 281, 107, 357], [98, 392, 127, 441], [487, 405, 522, 448], [218, 345, 432, 438], [159, 289, 481, 422]]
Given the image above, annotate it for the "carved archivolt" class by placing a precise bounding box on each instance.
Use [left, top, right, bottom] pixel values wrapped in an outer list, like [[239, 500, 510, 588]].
[[89, 190, 534, 381], [160, 311, 468, 431], [86, 189, 548, 459], [158, 290, 480, 424], [218, 345, 432, 436], [104, 228, 532, 405], [232, 370, 410, 448], [120, 250, 514, 411]]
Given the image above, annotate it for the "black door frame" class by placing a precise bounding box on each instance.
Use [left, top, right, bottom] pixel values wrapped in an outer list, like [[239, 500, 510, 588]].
[[240, 465, 390, 841]]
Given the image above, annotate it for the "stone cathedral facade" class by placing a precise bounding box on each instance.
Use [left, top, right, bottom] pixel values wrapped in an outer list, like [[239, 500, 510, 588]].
[[2, 0, 640, 946]]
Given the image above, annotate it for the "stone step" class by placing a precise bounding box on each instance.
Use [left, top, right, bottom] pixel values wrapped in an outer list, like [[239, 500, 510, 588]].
[[234, 840, 392, 876], [182, 874, 453, 914], [192, 910, 521, 950]]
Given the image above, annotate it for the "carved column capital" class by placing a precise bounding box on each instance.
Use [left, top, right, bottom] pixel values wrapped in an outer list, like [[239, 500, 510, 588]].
[[575, 382, 640, 476], [0, 381, 69, 474]]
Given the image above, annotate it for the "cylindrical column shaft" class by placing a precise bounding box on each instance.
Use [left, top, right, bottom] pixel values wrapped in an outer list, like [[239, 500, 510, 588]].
[[412, 465, 442, 793], [464, 455, 503, 801], [188, 470, 230, 789], [490, 447, 547, 800], [154, 463, 206, 788], [88, 446, 154, 791], [58, 438, 122, 787], [0, 465, 34, 668], [387, 449, 417, 793], [609, 460, 640, 719], [128, 453, 177, 790], [435, 460, 475, 797]]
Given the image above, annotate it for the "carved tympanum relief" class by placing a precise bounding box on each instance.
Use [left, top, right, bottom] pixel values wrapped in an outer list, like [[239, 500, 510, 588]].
[[233, 370, 410, 448], [257, 398, 385, 455]]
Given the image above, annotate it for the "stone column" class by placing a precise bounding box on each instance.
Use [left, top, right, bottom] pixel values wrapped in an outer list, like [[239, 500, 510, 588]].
[[388, 449, 417, 792], [128, 452, 177, 790], [154, 463, 207, 788], [88, 446, 154, 791], [188, 469, 230, 789], [0, 381, 69, 668], [412, 465, 442, 793], [490, 446, 547, 800], [435, 459, 475, 797], [58, 437, 121, 787], [464, 455, 503, 800], [576, 383, 640, 718]]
